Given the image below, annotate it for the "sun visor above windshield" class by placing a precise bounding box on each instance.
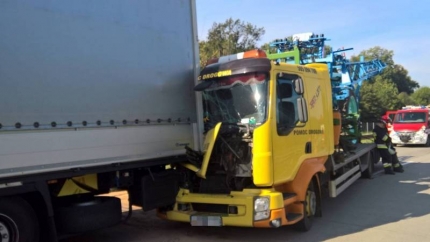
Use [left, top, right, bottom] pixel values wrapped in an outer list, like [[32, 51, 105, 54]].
[[195, 58, 271, 91], [195, 72, 267, 91]]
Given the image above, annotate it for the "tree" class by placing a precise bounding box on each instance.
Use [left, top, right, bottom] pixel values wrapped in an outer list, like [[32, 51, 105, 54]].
[[199, 18, 265, 67], [398, 92, 417, 106], [359, 82, 381, 121], [351, 46, 395, 66], [351, 46, 419, 94], [199, 40, 216, 67], [260, 42, 276, 54], [360, 78, 401, 120], [383, 64, 419, 95], [411, 87, 430, 105]]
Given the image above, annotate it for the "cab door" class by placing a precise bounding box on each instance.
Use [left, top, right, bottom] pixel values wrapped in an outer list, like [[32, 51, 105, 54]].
[[271, 70, 310, 185]]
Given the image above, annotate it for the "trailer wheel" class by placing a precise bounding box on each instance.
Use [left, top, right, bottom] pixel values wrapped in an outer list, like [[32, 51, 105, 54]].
[[0, 197, 40, 242], [55, 196, 121, 234], [293, 179, 317, 232]]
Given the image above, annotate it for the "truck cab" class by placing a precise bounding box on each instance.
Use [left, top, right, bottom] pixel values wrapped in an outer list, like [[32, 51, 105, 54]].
[[160, 49, 371, 229], [390, 106, 430, 146]]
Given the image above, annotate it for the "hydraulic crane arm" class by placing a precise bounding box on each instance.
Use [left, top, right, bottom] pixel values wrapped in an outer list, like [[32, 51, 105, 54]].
[[267, 32, 387, 143], [267, 32, 386, 106]]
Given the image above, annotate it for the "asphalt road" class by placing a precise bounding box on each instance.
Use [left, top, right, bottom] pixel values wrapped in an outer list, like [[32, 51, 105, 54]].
[[62, 145, 430, 242]]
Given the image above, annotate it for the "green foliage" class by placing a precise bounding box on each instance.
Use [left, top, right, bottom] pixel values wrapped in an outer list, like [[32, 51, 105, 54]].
[[260, 36, 293, 54], [359, 82, 380, 120], [351, 46, 395, 65], [360, 79, 401, 120], [398, 92, 417, 106], [384, 64, 419, 94], [260, 42, 276, 54], [411, 87, 430, 105], [199, 41, 215, 68], [323, 45, 333, 57], [199, 18, 265, 67], [351, 46, 419, 94], [353, 46, 420, 120]]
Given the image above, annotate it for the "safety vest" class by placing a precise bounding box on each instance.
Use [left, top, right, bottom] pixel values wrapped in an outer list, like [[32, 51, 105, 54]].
[[373, 126, 389, 149]]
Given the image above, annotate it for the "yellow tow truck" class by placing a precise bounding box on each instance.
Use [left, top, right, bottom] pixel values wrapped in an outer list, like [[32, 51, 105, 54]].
[[159, 49, 376, 230]]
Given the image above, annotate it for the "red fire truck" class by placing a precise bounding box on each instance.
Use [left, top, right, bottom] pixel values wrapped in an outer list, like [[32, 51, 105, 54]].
[[390, 106, 430, 146]]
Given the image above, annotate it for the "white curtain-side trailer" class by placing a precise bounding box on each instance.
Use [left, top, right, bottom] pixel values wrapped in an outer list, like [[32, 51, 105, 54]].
[[0, 1, 202, 241]]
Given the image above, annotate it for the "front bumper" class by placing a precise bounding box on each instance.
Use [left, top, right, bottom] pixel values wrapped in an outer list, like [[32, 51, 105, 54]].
[[158, 188, 300, 228], [391, 132, 428, 145]]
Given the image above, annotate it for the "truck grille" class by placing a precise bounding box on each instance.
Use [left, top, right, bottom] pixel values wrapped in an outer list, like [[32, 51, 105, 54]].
[[398, 132, 414, 142]]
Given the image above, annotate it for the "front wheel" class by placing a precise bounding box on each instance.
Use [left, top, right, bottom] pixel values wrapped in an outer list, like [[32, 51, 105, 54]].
[[425, 135, 430, 147], [0, 197, 40, 242], [293, 179, 318, 231]]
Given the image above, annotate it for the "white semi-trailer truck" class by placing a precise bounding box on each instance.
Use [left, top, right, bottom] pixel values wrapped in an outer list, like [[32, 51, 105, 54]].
[[0, 1, 201, 241]]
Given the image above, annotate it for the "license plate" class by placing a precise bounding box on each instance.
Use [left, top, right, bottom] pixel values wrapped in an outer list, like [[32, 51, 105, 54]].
[[190, 215, 222, 226]]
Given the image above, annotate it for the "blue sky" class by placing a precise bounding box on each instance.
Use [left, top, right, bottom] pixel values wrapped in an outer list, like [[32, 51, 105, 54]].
[[196, 0, 430, 87]]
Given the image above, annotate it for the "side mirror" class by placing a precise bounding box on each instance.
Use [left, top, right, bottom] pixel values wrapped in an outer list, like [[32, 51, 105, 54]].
[[294, 78, 304, 94], [297, 97, 308, 123]]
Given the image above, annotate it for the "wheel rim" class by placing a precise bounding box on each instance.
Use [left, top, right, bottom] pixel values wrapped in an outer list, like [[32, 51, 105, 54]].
[[306, 190, 317, 217], [0, 214, 18, 242]]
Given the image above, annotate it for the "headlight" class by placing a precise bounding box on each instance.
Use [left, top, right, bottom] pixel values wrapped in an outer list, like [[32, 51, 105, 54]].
[[390, 131, 398, 138], [416, 126, 426, 136], [254, 197, 270, 221]]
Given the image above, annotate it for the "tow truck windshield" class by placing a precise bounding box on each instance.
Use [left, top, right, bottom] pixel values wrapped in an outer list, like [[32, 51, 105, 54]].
[[197, 73, 268, 131]]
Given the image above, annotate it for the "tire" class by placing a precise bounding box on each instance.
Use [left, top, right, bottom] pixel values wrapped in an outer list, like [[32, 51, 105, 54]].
[[425, 135, 430, 147], [55, 196, 121, 235], [0, 197, 40, 242], [293, 179, 317, 232], [362, 152, 374, 179]]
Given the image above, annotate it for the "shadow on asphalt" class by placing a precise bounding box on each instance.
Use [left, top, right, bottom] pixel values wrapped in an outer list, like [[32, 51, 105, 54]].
[[62, 162, 430, 242]]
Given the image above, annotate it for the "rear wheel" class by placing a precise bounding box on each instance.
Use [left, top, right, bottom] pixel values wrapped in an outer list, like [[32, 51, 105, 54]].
[[0, 197, 40, 242], [362, 151, 374, 179]]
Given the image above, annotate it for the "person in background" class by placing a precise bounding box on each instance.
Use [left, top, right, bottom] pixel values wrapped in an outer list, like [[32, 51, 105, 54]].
[[373, 119, 404, 174], [381, 116, 393, 134], [381, 117, 404, 172]]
